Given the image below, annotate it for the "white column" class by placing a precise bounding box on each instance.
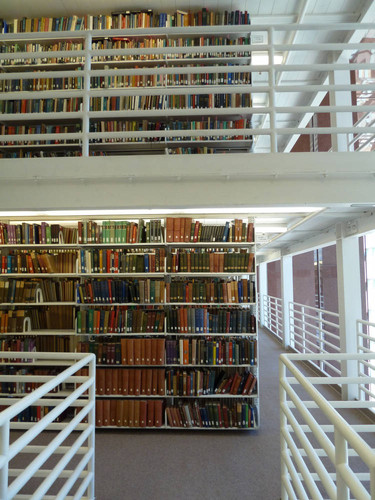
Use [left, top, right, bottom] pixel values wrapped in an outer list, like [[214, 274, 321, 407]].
[[329, 54, 354, 152], [281, 254, 293, 349], [258, 261, 268, 327], [336, 223, 362, 400]]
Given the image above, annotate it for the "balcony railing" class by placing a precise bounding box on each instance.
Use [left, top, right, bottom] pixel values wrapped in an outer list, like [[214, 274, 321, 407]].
[[289, 301, 341, 377], [280, 352, 375, 500], [0, 22, 374, 156], [0, 351, 95, 500], [262, 294, 283, 340]]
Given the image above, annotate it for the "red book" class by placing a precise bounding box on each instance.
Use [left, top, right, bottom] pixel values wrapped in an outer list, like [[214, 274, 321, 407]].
[[166, 217, 174, 242], [193, 221, 200, 242], [147, 400, 155, 426], [154, 400, 163, 427]]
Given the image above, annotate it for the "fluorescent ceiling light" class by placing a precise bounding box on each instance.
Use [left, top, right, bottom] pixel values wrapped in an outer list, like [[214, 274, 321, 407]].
[[255, 226, 287, 233], [251, 53, 283, 66], [0, 207, 321, 217]]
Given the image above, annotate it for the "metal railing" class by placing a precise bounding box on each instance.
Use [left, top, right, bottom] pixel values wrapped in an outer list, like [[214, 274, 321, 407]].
[[262, 294, 283, 341], [280, 352, 375, 500], [0, 22, 374, 155], [0, 351, 95, 500], [357, 319, 375, 402], [289, 301, 341, 377]]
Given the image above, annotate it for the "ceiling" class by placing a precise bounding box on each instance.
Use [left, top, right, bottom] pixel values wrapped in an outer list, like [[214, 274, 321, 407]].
[[0, 1, 374, 258]]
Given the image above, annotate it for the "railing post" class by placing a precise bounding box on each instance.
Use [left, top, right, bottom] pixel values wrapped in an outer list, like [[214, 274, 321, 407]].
[[258, 262, 268, 328], [281, 254, 293, 349], [318, 310, 324, 371], [289, 302, 294, 350], [87, 355, 96, 500], [336, 224, 362, 400], [82, 32, 92, 157], [302, 306, 306, 354], [334, 428, 349, 500], [268, 26, 277, 153], [0, 420, 9, 500], [279, 356, 288, 500]]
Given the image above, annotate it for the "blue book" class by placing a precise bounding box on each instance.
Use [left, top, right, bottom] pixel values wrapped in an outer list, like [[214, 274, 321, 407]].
[[144, 254, 149, 273], [222, 221, 229, 241]]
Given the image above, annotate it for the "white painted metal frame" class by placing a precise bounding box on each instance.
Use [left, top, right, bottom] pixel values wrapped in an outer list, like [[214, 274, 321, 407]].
[[262, 294, 283, 341], [357, 319, 375, 402], [0, 351, 95, 500], [289, 301, 341, 377], [0, 22, 374, 155], [280, 352, 375, 500]]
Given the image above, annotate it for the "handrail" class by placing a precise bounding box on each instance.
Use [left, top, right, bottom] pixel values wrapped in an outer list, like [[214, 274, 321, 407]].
[[280, 352, 375, 500], [0, 351, 95, 500]]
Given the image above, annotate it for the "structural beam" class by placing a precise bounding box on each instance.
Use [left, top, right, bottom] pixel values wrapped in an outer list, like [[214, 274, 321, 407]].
[[1, 153, 375, 211]]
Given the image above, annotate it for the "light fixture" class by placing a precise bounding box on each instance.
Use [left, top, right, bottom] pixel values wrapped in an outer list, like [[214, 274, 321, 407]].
[[251, 52, 283, 66]]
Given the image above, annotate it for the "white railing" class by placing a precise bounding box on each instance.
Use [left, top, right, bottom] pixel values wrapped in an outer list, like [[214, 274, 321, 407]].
[[262, 294, 283, 341], [357, 319, 375, 402], [289, 302, 341, 377], [280, 352, 375, 500], [0, 351, 95, 500], [0, 22, 374, 155]]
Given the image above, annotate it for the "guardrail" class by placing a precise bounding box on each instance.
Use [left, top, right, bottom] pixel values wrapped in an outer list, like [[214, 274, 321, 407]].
[[262, 294, 283, 341], [0, 351, 95, 500], [280, 352, 375, 500], [357, 319, 375, 402], [0, 22, 374, 155], [289, 301, 341, 377]]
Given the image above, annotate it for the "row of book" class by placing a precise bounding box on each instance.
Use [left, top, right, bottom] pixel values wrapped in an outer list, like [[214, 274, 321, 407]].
[[166, 250, 254, 273], [96, 399, 163, 428], [0, 336, 72, 354], [2, 251, 77, 274], [166, 400, 257, 428], [0, 219, 254, 245], [0, 77, 83, 93], [166, 307, 256, 334], [89, 93, 252, 112], [96, 368, 165, 396], [89, 68, 252, 90], [78, 249, 166, 274], [0, 307, 74, 333], [166, 279, 255, 303], [165, 338, 256, 365], [0, 35, 251, 66], [78, 338, 166, 366], [0, 99, 82, 115], [0, 125, 81, 147], [76, 308, 165, 334], [0, 222, 76, 245], [77, 279, 165, 304], [1, 9, 251, 34], [28, 306, 74, 331], [0, 405, 67, 423], [166, 369, 257, 396], [0, 151, 83, 159], [75, 306, 256, 334], [0, 367, 62, 394], [89, 118, 252, 142], [95, 367, 257, 397], [166, 217, 253, 243], [79, 219, 163, 244], [77, 277, 255, 304], [0, 279, 75, 303]]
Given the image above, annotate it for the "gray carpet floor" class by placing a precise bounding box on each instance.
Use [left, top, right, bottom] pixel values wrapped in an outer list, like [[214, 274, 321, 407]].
[[94, 329, 283, 500]]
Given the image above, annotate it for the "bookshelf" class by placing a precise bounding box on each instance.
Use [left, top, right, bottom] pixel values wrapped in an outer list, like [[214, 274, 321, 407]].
[[0, 216, 258, 430], [0, 7, 254, 158]]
